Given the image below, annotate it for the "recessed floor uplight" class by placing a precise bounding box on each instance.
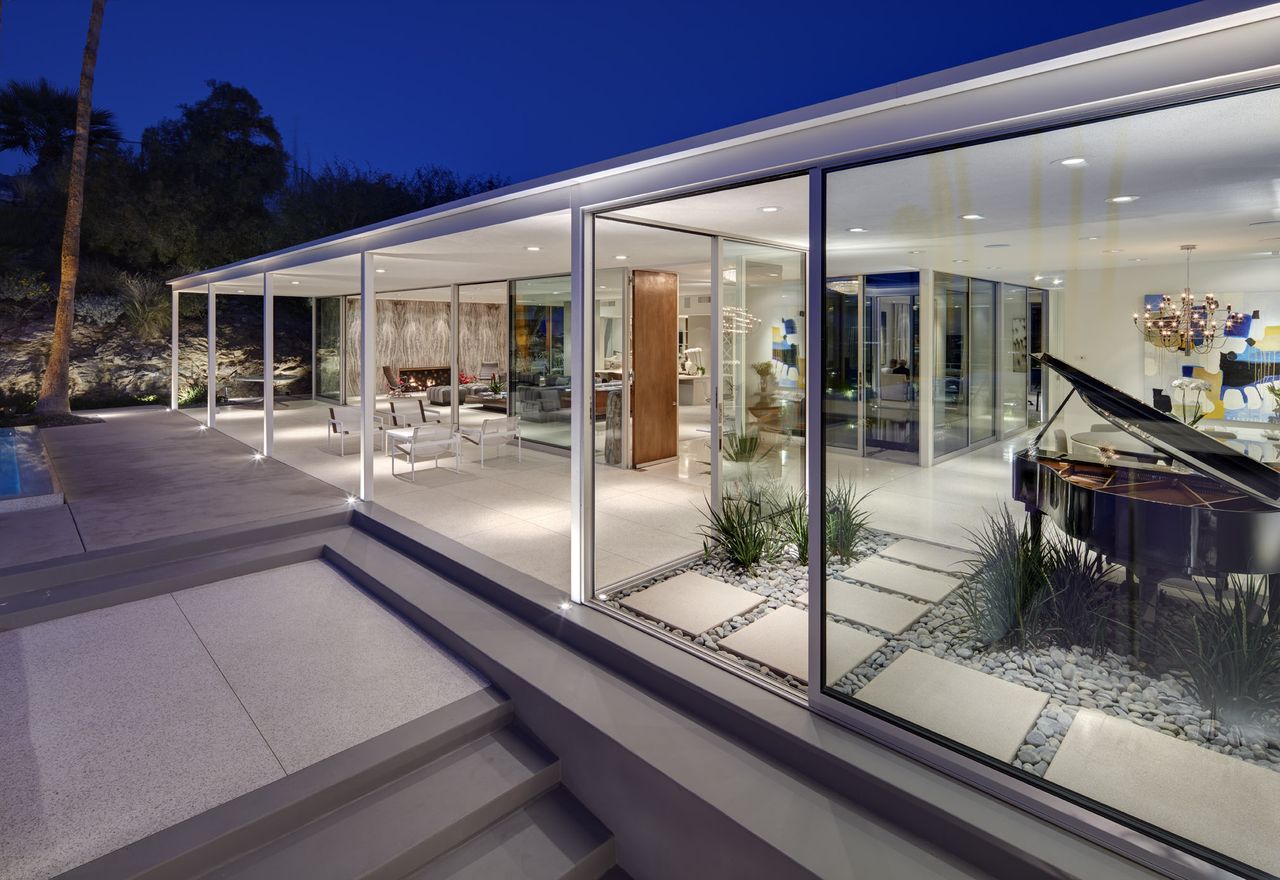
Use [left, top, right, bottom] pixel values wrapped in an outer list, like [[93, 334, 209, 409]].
[[614, 255, 628, 260], [960, 213, 984, 220], [252, 452, 264, 461], [1055, 157, 1088, 167], [559, 601, 572, 611], [199, 424, 208, 431], [525, 246, 541, 252], [1107, 195, 1140, 204], [346, 495, 358, 505], [846, 227, 867, 232], [759, 206, 780, 213]]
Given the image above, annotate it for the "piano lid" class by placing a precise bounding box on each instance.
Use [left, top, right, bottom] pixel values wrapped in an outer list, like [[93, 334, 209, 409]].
[[1034, 353, 1280, 509]]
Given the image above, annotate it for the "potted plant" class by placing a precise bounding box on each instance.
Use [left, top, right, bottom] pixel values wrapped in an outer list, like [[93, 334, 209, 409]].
[[751, 361, 775, 403]]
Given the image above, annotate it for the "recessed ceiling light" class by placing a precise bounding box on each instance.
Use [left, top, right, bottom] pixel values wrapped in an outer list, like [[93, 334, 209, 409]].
[[984, 243, 1010, 249], [598, 284, 607, 289], [759, 206, 780, 213], [1033, 275, 1045, 281], [525, 246, 541, 252], [985, 266, 1002, 270], [1107, 195, 1140, 204], [614, 255, 628, 260], [290, 280, 300, 285], [908, 250, 923, 254], [236, 289, 244, 293], [952, 259, 969, 264], [767, 272, 780, 277], [960, 213, 984, 220], [1055, 157, 1088, 167], [1081, 236, 1101, 241], [1253, 250, 1280, 256], [374, 268, 386, 273], [1103, 248, 1124, 254], [846, 227, 867, 233], [1128, 258, 1145, 262]]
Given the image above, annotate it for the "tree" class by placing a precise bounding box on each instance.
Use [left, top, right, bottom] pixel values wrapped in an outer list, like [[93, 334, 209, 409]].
[[0, 78, 120, 182], [35, 0, 106, 415], [139, 81, 287, 267]]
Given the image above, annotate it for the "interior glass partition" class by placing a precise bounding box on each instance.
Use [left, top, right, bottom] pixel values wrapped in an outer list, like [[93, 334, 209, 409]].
[[511, 276, 571, 448], [822, 277, 861, 452], [821, 87, 1280, 878], [315, 295, 343, 401], [862, 273, 920, 458]]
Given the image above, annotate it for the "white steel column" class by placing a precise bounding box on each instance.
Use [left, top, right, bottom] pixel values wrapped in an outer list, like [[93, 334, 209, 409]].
[[263, 273, 275, 456], [708, 237, 722, 512], [805, 168, 824, 704], [206, 283, 216, 428], [449, 283, 460, 430], [170, 288, 179, 411], [569, 188, 594, 605], [359, 253, 376, 501]]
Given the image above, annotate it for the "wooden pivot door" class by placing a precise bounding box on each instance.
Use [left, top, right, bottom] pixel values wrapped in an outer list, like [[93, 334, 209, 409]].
[[632, 269, 678, 465]]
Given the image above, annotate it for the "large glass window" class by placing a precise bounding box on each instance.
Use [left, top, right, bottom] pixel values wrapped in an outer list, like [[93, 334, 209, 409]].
[[822, 87, 1280, 877], [511, 276, 571, 448], [315, 296, 342, 401]]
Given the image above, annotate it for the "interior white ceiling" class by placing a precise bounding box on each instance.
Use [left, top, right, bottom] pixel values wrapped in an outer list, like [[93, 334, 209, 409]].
[[189, 88, 1280, 300]]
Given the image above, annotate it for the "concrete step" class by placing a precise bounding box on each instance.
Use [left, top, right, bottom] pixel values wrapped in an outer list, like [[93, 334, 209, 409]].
[[410, 788, 614, 880], [214, 725, 562, 880]]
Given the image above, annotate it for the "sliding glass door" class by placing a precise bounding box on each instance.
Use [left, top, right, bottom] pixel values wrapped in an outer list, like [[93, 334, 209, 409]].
[[315, 295, 343, 402], [933, 273, 997, 457]]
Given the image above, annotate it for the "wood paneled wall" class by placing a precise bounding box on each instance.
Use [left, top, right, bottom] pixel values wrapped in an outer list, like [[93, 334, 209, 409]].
[[632, 270, 678, 465]]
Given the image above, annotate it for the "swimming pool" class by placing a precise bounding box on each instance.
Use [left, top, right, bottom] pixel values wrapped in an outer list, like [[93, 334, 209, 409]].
[[0, 426, 62, 511], [0, 428, 19, 497]]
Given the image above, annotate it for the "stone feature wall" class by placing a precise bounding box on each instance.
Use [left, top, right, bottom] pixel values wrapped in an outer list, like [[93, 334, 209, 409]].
[[343, 298, 507, 396]]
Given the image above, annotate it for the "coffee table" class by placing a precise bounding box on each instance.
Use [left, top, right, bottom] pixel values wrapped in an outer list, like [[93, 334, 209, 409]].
[[464, 393, 508, 413]]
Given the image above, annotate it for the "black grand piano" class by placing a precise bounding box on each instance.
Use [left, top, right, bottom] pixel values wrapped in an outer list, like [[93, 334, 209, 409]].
[[1014, 353, 1280, 620]]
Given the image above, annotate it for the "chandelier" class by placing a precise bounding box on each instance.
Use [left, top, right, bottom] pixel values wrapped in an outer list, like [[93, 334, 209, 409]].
[[1133, 244, 1246, 355]]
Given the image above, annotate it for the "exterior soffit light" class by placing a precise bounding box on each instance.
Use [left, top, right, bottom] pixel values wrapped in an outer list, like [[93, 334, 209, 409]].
[[1055, 157, 1088, 167], [759, 206, 780, 213], [960, 213, 984, 220], [1107, 195, 1140, 204]]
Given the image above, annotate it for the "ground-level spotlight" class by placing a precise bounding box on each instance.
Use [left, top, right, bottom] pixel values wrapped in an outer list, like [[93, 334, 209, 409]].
[[346, 495, 358, 506], [252, 452, 264, 461], [559, 601, 572, 611], [199, 424, 208, 431]]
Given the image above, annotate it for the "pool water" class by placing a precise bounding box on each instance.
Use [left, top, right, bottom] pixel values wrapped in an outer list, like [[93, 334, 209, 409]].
[[0, 428, 19, 497]]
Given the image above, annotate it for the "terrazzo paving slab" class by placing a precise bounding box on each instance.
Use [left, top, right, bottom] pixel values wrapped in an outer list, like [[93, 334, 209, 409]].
[[855, 649, 1048, 761], [719, 606, 808, 680], [1046, 709, 1280, 875], [0, 595, 284, 880], [824, 621, 886, 687], [621, 571, 765, 635], [825, 580, 929, 635], [173, 560, 489, 772], [879, 538, 972, 573], [840, 556, 960, 603]]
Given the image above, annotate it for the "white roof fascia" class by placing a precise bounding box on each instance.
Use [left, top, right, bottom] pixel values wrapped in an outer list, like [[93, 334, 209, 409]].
[[170, 0, 1280, 291]]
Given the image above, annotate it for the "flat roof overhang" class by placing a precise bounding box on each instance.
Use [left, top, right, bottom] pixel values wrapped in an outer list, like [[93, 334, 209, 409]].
[[170, 0, 1280, 294]]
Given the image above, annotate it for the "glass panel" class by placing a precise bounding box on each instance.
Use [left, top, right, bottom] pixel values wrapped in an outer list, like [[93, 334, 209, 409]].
[[862, 273, 920, 458], [933, 272, 969, 456], [822, 277, 861, 452], [1002, 284, 1029, 434], [719, 239, 805, 499], [457, 281, 510, 429], [969, 278, 996, 444], [511, 276, 571, 448], [822, 87, 1280, 876], [315, 296, 342, 401]]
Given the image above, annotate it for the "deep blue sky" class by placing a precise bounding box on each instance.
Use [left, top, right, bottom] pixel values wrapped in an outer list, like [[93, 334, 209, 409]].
[[1, 0, 1193, 184]]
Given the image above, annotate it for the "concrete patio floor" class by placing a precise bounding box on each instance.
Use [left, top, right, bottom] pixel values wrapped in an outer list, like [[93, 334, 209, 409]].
[[0, 408, 345, 569], [0, 559, 487, 880]]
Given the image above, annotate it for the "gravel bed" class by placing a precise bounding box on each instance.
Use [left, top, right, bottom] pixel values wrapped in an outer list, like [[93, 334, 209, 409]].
[[609, 527, 1280, 777]]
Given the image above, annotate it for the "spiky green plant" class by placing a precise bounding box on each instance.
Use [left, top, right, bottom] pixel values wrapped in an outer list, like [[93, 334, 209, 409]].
[[824, 479, 872, 563], [772, 487, 809, 565], [1040, 536, 1117, 652], [723, 431, 764, 463], [1165, 576, 1280, 724], [698, 495, 777, 570], [958, 508, 1053, 648]]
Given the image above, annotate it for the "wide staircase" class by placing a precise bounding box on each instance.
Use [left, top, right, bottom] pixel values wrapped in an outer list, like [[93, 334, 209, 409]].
[[65, 688, 618, 880]]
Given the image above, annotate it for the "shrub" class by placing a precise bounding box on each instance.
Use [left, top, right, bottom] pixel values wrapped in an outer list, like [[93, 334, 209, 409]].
[[0, 268, 53, 324], [699, 495, 776, 571], [772, 487, 809, 565], [118, 272, 169, 342], [75, 293, 124, 326], [1165, 576, 1280, 724], [1041, 536, 1116, 652], [179, 382, 208, 406], [824, 479, 872, 563], [957, 507, 1052, 648]]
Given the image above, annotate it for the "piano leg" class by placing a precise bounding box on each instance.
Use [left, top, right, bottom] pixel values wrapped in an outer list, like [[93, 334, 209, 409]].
[[1028, 509, 1043, 547], [1126, 569, 1161, 658]]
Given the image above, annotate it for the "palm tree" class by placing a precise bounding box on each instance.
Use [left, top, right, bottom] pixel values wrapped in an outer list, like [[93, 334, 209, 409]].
[[0, 78, 119, 180], [34, 0, 107, 416]]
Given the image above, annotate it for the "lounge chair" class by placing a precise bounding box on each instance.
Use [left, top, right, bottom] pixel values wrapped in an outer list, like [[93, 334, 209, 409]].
[[458, 415, 521, 467], [327, 405, 386, 455], [382, 365, 407, 397]]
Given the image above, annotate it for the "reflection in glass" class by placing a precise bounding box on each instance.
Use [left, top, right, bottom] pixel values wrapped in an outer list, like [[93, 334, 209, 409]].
[[315, 296, 342, 401], [511, 276, 571, 448], [1002, 284, 1029, 434]]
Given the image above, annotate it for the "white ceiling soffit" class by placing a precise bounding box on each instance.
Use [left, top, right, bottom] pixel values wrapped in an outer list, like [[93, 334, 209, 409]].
[[171, 1, 1280, 291]]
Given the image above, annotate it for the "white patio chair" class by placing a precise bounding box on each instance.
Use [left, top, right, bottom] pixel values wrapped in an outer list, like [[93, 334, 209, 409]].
[[390, 424, 461, 479], [459, 415, 521, 467], [388, 398, 443, 427], [327, 405, 386, 455]]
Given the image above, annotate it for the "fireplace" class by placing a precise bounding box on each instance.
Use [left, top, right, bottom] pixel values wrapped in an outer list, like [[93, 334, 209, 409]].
[[396, 366, 451, 392]]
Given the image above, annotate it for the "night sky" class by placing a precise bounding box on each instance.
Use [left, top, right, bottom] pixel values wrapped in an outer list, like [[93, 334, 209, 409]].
[[1, 0, 1192, 184]]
